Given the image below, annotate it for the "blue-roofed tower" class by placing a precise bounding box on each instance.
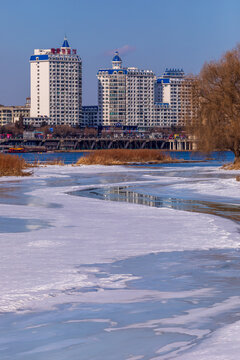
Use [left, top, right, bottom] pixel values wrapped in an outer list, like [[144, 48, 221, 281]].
[[62, 36, 70, 48], [29, 38, 82, 126], [97, 49, 156, 127], [112, 51, 122, 69], [154, 68, 194, 127]]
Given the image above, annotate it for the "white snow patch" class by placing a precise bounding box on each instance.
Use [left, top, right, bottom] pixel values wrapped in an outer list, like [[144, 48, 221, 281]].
[[176, 320, 240, 359]]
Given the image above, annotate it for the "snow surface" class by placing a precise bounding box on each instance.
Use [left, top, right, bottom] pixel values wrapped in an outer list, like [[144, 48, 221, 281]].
[[0, 165, 239, 313], [0, 164, 240, 359], [176, 319, 240, 360]]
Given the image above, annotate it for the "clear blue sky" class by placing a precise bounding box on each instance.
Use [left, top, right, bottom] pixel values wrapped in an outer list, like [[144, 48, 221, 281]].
[[1, 0, 240, 106]]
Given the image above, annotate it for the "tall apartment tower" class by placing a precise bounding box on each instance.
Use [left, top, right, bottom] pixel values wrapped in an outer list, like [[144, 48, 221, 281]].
[[126, 67, 155, 127], [97, 52, 155, 127], [97, 52, 127, 126], [154, 69, 192, 127], [30, 37, 82, 126]]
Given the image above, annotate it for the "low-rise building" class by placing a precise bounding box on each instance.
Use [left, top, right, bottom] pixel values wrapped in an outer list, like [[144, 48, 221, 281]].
[[0, 99, 30, 126], [23, 116, 51, 127]]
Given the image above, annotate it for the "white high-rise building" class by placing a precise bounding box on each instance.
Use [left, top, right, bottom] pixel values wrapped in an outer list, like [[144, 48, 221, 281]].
[[30, 37, 82, 126], [154, 69, 192, 127], [126, 67, 155, 127], [97, 54, 193, 128], [97, 52, 156, 127]]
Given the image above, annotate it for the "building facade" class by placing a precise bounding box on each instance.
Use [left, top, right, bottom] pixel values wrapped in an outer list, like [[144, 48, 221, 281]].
[[30, 37, 82, 126], [82, 106, 98, 127], [98, 54, 193, 128], [154, 69, 192, 127], [97, 52, 156, 127], [126, 67, 155, 127], [0, 99, 30, 126], [98, 53, 127, 126], [23, 116, 51, 127]]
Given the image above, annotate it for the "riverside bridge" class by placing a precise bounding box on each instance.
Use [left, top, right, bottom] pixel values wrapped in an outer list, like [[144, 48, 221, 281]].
[[0, 137, 194, 152]]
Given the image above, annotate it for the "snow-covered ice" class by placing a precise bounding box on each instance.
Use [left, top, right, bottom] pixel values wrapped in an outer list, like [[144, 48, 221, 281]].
[[0, 162, 239, 359]]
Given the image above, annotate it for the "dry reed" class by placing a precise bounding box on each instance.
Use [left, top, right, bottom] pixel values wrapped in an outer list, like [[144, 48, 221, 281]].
[[0, 154, 32, 177], [42, 159, 65, 165], [222, 158, 240, 170], [30, 158, 65, 167], [77, 149, 175, 165]]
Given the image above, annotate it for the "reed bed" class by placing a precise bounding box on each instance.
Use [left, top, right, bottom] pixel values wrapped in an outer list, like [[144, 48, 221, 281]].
[[28, 157, 65, 168], [77, 149, 176, 165], [222, 158, 240, 170], [39, 159, 65, 166], [0, 154, 32, 177]]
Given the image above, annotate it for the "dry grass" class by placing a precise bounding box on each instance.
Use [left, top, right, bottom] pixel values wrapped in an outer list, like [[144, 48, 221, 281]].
[[77, 149, 176, 166], [30, 158, 65, 167], [0, 154, 32, 177], [222, 158, 240, 170], [236, 175, 240, 181], [42, 159, 65, 166]]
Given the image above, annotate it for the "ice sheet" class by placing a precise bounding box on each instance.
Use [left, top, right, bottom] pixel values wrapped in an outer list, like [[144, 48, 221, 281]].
[[0, 164, 240, 360], [0, 165, 239, 313], [176, 319, 240, 359]]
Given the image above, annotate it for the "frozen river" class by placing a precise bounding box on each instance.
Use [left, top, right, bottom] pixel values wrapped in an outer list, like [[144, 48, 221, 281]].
[[0, 153, 240, 359]]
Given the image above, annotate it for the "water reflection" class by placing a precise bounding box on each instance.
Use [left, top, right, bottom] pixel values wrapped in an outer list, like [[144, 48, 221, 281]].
[[71, 186, 240, 223]]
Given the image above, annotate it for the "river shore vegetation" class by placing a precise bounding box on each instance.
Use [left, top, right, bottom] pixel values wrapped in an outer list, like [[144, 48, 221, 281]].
[[33, 158, 65, 166], [0, 150, 239, 177], [222, 158, 240, 170], [76, 149, 176, 165], [0, 154, 32, 177]]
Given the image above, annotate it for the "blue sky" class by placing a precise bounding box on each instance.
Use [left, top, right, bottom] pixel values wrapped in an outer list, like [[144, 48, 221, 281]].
[[1, 0, 240, 106]]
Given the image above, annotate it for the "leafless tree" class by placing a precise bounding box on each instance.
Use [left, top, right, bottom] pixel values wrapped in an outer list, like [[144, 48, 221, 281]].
[[189, 44, 240, 162]]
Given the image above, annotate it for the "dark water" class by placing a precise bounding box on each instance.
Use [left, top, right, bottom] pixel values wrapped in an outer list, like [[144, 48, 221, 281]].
[[11, 150, 235, 165], [10, 151, 87, 164], [69, 185, 240, 224]]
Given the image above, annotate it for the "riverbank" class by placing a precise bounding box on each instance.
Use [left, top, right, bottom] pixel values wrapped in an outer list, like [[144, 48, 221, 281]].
[[0, 154, 32, 177], [0, 150, 237, 176], [222, 158, 240, 170], [76, 149, 181, 165], [0, 150, 183, 176]]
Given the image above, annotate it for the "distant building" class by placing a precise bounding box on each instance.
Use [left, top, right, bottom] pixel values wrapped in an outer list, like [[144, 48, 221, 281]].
[[30, 37, 82, 126], [82, 106, 98, 127], [126, 67, 155, 128], [97, 54, 192, 128], [97, 52, 155, 127], [23, 116, 51, 127], [154, 69, 193, 127], [0, 99, 30, 126]]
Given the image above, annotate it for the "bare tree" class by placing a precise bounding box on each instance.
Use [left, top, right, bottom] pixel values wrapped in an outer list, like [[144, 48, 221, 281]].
[[190, 44, 240, 162], [15, 114, 24, 130], [53, 125, 73, 138]]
